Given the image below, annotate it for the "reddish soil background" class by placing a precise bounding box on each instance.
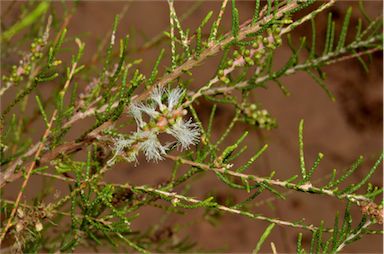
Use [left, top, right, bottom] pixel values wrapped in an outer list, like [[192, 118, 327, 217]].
[[1, 1, 383, 253]]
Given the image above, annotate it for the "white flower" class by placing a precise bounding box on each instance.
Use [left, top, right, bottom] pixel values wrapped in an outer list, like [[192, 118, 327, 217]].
[[167, 88, 184, 110], [149, 86, 184, 112], [107, 136, 129, 165], [134, 102, 159, 118], [107, 135, 137, 165], [117, 86, 200, 163], [167, 118, 200, 150], [151, 86, 166, 111], [130, 103, 145, 128], [138, 131, 167, 161]]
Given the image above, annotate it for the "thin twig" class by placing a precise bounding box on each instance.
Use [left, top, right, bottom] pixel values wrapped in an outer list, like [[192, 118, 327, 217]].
[[0, 54, 79, 243], [165, 154, 373, 206]]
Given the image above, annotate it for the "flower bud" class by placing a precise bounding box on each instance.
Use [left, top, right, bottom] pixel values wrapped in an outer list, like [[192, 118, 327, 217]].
[[35, 221, 43, 232], [17, 208, 24, 218], [220, 76, 230, 84], [245, 57, 254, 66], [16, 222, 24, 232]]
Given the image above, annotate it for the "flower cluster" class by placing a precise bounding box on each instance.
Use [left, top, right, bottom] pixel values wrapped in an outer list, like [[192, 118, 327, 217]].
[[2, 19, 52, 85], [107, 87, 200, 165], [216, 17, 292, 85], [12, 206, 52, 252], [241, 103, 277, 130]]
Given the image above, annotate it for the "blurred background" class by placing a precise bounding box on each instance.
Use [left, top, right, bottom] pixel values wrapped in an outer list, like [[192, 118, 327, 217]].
[[1, 1, 383, 253]]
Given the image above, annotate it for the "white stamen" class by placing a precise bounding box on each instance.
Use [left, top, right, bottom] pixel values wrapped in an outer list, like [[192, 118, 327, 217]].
[[167, 87, 183, 110], [167, 118, 200, 150]]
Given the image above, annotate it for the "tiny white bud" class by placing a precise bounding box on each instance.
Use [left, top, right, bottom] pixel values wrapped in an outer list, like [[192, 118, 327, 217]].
[[17, 208, 24, 219], [35, 221, 43, 232], [16, 222, 23, 232], [110, 31, 116, 46]]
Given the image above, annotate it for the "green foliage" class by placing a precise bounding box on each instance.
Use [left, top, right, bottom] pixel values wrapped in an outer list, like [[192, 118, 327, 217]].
[[336, 7, 353, 52], [0, 1, 382, 253], [252, 223, 275, 254], [1, 1, 49, 41], [231, 0, 240, 39]]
